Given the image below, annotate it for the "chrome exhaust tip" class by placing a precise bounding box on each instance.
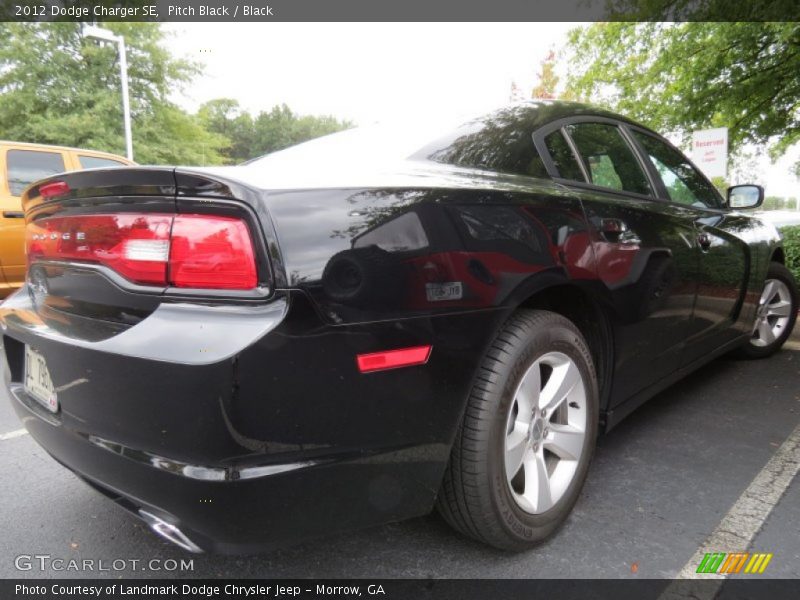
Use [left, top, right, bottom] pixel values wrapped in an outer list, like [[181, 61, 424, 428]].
[[139, 509, 203, 553]]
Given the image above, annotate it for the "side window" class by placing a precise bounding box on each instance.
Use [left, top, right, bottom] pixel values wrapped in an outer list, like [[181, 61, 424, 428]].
[[631, 131, 721, 209], [78, 155, 126, 169], [544, 131, 584, 181], [564, 123, 652, 196], [7, 150, 66, 196]]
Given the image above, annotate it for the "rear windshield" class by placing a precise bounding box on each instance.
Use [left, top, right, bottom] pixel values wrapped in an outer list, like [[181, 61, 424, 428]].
[[244, 107, 549, 180]]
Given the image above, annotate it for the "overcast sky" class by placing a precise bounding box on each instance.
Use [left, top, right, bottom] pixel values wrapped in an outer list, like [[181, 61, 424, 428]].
[[164, 23, 799, 199]]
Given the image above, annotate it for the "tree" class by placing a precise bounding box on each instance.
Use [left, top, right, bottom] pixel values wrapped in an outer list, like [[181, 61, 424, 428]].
[[0, 22, 227, 164], [762, 196, 792, 211], [199, 100, 353, 164], [251, 104, 352, 159], [563, 23, 800, 175], [531, 50, 559, 100], [197, 99, 256, 164]]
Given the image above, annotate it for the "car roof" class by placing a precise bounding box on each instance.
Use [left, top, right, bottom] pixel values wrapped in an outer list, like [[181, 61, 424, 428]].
[[224, 100, 658, 191], [482, 99, 647, 130]]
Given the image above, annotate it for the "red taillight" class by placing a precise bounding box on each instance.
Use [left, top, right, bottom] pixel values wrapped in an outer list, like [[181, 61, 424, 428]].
[[356, 345, 432, 373], [39, 181, 70, 199], [27, 214, 171, 285], [169, 215, 257, 289], [26, 213, 259, 290]]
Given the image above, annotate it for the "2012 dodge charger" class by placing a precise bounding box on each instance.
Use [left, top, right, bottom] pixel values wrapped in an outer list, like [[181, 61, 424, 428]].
[[1, 102, 797, 553]]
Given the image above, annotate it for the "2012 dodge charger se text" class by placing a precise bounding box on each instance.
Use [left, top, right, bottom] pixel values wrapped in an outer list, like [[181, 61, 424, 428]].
[[1, 102, 797, 553]]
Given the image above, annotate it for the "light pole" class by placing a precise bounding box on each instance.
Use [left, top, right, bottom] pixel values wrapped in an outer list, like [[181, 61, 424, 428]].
[[82, 25, 133, 161]]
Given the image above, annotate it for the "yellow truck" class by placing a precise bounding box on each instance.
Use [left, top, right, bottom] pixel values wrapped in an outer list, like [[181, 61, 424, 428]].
[[0, 141, 135, 298]]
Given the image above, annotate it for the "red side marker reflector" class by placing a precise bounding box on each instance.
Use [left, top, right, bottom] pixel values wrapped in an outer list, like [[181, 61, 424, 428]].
[[39, 181, 70, 199], [356, 345, 432, 373]]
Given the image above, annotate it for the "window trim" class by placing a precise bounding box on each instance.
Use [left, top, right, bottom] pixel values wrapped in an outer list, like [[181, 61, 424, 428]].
[[532, 115, 663, 203], [624, 125, 725, 210], [537, 128, 591, 183], [1, 147, 9, 197]]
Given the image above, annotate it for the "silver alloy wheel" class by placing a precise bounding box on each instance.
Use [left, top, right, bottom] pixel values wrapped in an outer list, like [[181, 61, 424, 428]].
[[504, 351, 587, 514], [751, 279, 793, 348]]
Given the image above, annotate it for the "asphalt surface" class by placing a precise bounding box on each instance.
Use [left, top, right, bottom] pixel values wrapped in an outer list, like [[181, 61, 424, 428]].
[[1, 333, 798, 580]]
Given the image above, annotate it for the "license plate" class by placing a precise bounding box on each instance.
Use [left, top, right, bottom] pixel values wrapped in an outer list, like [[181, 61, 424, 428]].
[[426, 281, 463, 302], [24, 346, 58, 413]]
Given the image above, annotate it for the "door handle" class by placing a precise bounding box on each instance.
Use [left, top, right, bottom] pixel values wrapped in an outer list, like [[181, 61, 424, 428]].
[[697, 232, 711, 251], [601, 218, 628, 235], [2, 211, 24, 218]]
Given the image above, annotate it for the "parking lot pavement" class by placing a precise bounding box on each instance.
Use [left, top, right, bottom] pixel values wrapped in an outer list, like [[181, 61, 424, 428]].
[[750, 471, 800, 578], [1, 337, 798, 580]]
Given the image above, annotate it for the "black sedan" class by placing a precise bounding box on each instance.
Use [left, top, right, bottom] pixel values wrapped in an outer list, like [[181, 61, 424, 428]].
[[1, 101, 797, 553]]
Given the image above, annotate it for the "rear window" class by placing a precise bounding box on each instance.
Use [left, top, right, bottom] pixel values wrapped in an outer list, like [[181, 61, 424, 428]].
[[78, 155, 127, 169], [6, 149, 66, 196], [565, 123, 652, 196]]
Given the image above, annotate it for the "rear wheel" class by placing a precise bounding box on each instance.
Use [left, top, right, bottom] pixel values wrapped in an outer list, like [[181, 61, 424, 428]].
[[437, 309, 598, 551], [738, 262, 798, 359]]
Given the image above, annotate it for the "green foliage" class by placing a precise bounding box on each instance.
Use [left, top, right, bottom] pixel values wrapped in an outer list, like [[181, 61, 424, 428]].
[[762, 196, 798, 211], [199, 100, 353, 164], [780, 226, 800, 283], [709, 176, 728, 194], [197, 99, 255, 164], [587, 155, 622, 189], [0, 22, 227, 164], [564, 23, 800, 175]]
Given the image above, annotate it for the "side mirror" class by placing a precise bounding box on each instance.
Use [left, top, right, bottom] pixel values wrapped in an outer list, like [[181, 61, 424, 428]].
[[727, 184, 764, 209]]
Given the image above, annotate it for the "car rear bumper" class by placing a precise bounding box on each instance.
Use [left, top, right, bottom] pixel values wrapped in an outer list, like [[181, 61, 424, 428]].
[[1, 286, 498, 552], [6, 381, 443, 554]]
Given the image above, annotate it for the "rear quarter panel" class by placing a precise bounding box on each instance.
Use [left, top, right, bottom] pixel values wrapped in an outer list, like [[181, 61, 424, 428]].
[[233, 184, 600, 460]]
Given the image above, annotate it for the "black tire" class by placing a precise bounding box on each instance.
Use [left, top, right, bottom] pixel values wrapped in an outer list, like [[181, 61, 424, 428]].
[[436, 309, 599, 551], [736, 262, 798, 359]]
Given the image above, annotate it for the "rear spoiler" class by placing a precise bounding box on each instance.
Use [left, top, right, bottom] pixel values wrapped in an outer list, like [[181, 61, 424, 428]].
[[22, 167, 261, 216]]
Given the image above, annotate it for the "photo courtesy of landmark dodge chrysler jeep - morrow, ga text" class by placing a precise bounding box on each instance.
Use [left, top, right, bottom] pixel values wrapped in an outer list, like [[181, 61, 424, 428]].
[[1, 102, 797, 553]]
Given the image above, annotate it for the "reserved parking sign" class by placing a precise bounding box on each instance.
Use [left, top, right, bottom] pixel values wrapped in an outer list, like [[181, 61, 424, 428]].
[[691, 127, 729, 179]]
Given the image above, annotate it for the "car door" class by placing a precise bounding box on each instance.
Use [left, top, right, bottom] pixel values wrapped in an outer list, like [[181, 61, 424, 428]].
[[627, 128, 749, 365], [534, 118, 700, 405], [0, 146, 69, 292]]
